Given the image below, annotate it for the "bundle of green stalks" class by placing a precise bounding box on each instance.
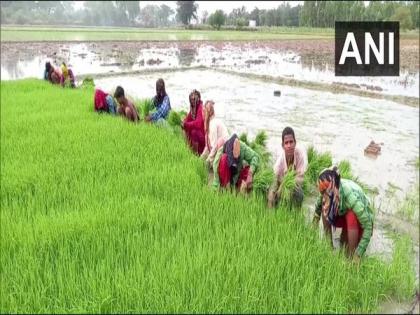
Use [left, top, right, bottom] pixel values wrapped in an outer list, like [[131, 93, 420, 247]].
[[303, 146, 333, 195], [277, 169, 298, 211], [240, 131, 274, 196], [138, 98, 154, 119], [0, 79, 415, 313]]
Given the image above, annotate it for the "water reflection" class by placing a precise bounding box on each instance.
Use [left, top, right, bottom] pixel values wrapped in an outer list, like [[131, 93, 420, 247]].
[[1, 42, 419, 98]]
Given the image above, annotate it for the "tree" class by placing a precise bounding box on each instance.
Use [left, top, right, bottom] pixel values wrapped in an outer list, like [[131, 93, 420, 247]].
[[409, 1, 419, 29], [115, 1, 140, 26], [139, 5, 159, 27], [249, 7, 260, 26], [227, 6, 248, 26], [208, 10, 225, 30], [201, 10, 209, 24], [158, 4, 174, 27], [176, 1, 198, 26], [236, 17, 247, 29], [391, 6, 413, 30]]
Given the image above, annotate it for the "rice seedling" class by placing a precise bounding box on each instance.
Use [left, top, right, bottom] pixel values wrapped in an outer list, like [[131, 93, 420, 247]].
[[253, 130, 268, 147], [167, 110, 183, 127], [253, 168, 275, 196], [81, 77, 95, 89], [239, 132, 249, 145], [138, 98, 154, 118], [277, 169, 298, 211], [0, 79, 415, 313], [303, 146, 332, 194]]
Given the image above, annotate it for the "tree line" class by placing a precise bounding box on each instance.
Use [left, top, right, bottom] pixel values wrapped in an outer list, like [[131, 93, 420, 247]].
[[1, 1, 418, 30]]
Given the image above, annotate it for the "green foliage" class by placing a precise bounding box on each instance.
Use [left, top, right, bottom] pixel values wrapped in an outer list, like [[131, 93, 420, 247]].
[[337, 159, 351, 179], [254, 130, 268, 147], [303, 146, 332, 194], [168, 110, 182, 127], [299, 0, 418, 29], [396, 183, 419, 223], [81, 77, 95, 89], [0, 79, 415, 313], [208, 10, 226, 30], [239, 132, 249, 145], [277, 169, 298, 211], [176, 1, 198, 26], [383, 236, 416, 299], [391, 6, 413, 30], [178, 110, 187, 121], [253, 168, 275, 196], [138, 98, 154, 119]]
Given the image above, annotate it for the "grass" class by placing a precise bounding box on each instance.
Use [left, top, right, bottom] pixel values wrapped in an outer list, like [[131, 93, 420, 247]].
[[0, 79, 416, 313], [1, 25, 418, 42], [0, 25, 336, 42], [396, 183, 419, 224]]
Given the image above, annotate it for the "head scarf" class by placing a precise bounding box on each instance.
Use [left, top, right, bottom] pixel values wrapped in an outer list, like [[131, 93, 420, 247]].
[[223, 134, 240, 183], [61, 63, 69, 79], [318, 167, 341, 226], [155, 78, 167, 105], [189, 89, 201, 119]]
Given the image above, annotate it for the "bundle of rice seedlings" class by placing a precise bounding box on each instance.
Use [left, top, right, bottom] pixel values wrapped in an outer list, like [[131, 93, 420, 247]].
[[307, 145, 316, 164], [251, 144, 271, 169], [337, 160, 352, 179], [254, 130, 268, 147], [179, 110, 188, 121], [277, 169, 297, 210], [168, 111, 182, 127], [239, 132, 249, 145], [305, 148, 332, 184], [81, 77, 94, 89], [139, 98, 154, 118], [303, 147, 332, 194], [253, 168, 274, 196]]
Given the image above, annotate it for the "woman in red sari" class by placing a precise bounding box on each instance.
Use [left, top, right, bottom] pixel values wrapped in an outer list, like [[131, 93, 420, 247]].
[[182, 89, 205, 155]]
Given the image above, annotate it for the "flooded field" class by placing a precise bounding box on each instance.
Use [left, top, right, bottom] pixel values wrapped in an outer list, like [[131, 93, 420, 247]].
[[1, 40, 419, 99], [94, 68, 419, 204], [94, 68, 419, 281], [1, 38, 419, 313]]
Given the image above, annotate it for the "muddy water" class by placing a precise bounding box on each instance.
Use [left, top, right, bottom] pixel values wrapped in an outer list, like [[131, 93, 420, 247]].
[[95, 68, 419, 285], [1, 42, 419, 99], [94, 69, 419, 208]]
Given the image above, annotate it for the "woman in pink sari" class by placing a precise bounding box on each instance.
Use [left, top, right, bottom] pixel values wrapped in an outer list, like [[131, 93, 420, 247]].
[[200, 100, 229, 167], [182, 89, 205, 155]]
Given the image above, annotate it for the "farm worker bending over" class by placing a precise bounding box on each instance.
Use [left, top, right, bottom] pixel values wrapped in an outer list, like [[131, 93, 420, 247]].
[[145, 78, 171, 124], [60, 62, 76, 88], [267, 126, 307, 209], [182, 89, 205, 155], [114, 86, 139, 123], [312, 167, 374, 263], [212, 134, 260, 194], [44, 62, 61, 85], [94, 89, 117, 115], [200, 100, 229, 167]]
